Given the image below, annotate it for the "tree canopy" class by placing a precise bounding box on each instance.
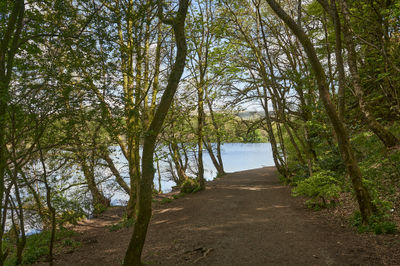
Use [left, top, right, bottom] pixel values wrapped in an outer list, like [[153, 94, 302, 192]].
[[0, 0, 399, 264]]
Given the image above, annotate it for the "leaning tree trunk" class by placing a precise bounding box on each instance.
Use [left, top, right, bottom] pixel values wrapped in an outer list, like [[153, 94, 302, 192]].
[[324, 0, 346, 121], [339, 0, 399, 148], [265, 0, 375, 223], [102, 152, 131, 194], [123, 1, 189, 264], [169, 142, 189, 185], [203, 139, 225, 176], [79, 157, 110, 213], [204, 91, 225, 176]]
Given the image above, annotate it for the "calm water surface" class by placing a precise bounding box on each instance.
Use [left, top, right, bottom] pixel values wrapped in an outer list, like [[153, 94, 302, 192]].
[[111, 143, 274, 204]]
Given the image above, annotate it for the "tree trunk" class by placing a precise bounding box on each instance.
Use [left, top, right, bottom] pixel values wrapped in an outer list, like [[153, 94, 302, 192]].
[[261, 89, 287, 177], [156, 157, 162, 193], [123, 1, 188, 264], [79, 157, 110, 213], [265, 0, 375, 223], [102, 152, 131, 194], [169, 142, 189, 185], [0, 1, 24, 263], [197, 81, 205, 189], [205, 91, 225, 176], [203, 139, 225, 176], [319, 0, 346, 121], [39, 146, 56, 266], [340, 0, 399, 148]]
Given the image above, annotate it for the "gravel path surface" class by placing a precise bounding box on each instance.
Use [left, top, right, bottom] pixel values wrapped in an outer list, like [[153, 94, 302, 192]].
[[48, 167, 399, 265]]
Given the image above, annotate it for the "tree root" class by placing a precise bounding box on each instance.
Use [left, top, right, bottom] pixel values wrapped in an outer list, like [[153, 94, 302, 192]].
[[194, 248, 213, 263]]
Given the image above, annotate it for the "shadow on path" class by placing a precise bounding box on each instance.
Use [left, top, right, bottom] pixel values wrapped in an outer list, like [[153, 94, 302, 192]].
[[50, 167, 396, 265]]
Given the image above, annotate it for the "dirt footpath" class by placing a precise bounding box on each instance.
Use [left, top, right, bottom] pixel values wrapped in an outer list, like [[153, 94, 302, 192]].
[[51, 167, 399, 265]]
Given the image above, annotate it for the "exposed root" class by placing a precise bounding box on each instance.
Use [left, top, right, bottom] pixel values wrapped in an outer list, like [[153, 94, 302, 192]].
[[194, 248, 213, 263]]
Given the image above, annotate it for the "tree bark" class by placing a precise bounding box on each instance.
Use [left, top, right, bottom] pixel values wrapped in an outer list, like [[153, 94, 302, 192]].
[[102, 152, 131, 194], [203, 139, 225, 176], [265, 0, 375, 222], [169, 142, 189, 185], [123, 0, 189, 264], [197, 80, 205, 189], [339, 0, 399, 148], [78, 156, 110, 213], [0, 0, 24, 263], [318, 0, 346, 121], [204, 90, 225, 176]]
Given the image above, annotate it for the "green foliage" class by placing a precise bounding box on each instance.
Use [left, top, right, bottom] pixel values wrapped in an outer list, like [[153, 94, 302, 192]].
[[161, 198, 173, 204], [52, 194, 87, 227], [316, 147, 345, 174], [346, 124, 400, 234], [351, 211, 397, 234], [180, 179, 202, 194], [93, 203, 108, 215], [351, 125, 400, 211], [4, 228, 76, 265], [62, 238, 81, 248], [107, 218, 135, 232], [293, 169, 341, 208]]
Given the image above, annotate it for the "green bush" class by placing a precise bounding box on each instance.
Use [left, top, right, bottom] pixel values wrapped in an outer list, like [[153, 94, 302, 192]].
[[4, 228, 76, 265], [293, 169, 341, 208], [180, 179, 201, 194], [351, 211, 397, 234], [93, 203, 107, 215]]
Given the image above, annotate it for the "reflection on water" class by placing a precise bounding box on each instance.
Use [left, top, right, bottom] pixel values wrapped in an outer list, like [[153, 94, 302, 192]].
[[110, 143, 274, 205]]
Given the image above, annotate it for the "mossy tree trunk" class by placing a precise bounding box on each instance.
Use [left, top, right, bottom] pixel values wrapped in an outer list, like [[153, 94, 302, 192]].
[[339, 0, 399, 148], [169, 141, 189, 185], [78, 155, 110, 213], [123, 0, 189, 264], [0, 0, 24, 263], [197, 80, 205, 189], [265, 0, 376, 223]]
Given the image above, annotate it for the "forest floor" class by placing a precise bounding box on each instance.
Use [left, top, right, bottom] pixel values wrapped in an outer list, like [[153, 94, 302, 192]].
[[38, 167, 400, 265]]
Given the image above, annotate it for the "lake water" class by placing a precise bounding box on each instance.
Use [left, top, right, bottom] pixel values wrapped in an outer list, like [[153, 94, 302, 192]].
[[110, 143, 274, 205], [22, 143, 273, 234]]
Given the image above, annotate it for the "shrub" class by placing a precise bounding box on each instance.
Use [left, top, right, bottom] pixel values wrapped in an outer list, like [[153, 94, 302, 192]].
[[93, 203, 107, 215], [180, 179, 201, 194], [293, 169, 341, 208], [351, 211, 397, 234], [4, 228, 76, 265]]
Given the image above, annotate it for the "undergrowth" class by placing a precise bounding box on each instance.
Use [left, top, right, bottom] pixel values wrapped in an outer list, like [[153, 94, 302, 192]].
[[351, 211, 397, 234], [4, 228, 77, 265], [107, 217, 135, 232], [292, 169, 341, 209], [180, 179, 202, 193], [288, 122, 400, 234]]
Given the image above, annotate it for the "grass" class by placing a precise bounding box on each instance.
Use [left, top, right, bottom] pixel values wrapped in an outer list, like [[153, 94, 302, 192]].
[[161, 197, 173, 204], [285, 122, 400, 235], [107, 218, 135, 232], [172, 192, 185, 200], [351, 211, 397, 234], [4, 228, 78, 265]]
